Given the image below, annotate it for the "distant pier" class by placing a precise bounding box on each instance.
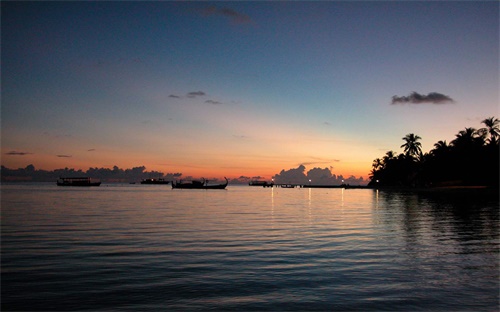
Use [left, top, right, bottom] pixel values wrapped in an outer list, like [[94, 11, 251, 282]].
[[249, 181, 370, 189]]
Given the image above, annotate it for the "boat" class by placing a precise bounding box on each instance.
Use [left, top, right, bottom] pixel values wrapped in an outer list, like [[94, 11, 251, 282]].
[[56, 177, 101, 187], [249, 180, 274, 187], [172, 177, 228, 189], [140, 178, 170, 185]]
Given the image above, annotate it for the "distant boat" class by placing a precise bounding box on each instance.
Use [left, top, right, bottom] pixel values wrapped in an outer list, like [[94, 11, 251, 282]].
[[57, 177, 101, 187], [140, 178, 170, 185], [172, 177, 228, 189], [249, 180, 274, 187]]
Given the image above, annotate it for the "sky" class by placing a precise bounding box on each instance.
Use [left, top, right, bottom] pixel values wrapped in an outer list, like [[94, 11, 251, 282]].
[[2, 1, 499, 181]]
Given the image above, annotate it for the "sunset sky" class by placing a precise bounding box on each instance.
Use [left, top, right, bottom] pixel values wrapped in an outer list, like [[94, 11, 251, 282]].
[[2, 1, 498, 180]]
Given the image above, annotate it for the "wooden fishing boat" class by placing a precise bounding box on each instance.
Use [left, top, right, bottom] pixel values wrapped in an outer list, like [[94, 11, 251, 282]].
[[172, 177, 228, 189], [56, 177, 101, 186]]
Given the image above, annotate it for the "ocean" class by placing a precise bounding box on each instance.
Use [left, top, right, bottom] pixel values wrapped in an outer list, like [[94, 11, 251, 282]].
[[2, 183, 498, 311]]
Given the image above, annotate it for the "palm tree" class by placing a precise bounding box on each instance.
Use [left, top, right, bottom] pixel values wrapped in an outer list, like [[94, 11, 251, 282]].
[[433, 140, 448, 149], [372, 158, 383, 170], [382, 151, 396, 164], [451, 127, 479, 148], [431, 140, 449, 155], [401, 133, 422, 159], [480, 117, 500, 145]]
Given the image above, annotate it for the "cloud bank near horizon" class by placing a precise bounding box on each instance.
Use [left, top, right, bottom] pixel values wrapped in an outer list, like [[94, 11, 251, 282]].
[[391, 92, 454, 105], [273, 165, 365, 185]]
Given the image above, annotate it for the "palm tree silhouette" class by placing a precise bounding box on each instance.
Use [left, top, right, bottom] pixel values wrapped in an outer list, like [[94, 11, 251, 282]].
[[451, 127, 480, 148], [401, 133, 422, 159], [481, 117, 500, 145], [369, 118, 498, 187], [372, 158, 383, 170], [431, 140, 449, 156]]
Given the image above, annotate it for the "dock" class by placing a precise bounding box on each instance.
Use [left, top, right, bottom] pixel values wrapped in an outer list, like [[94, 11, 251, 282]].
[[271, 184, 370, 189]]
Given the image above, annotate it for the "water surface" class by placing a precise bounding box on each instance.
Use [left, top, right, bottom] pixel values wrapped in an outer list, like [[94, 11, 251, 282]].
[[2, 184, 498, 310]]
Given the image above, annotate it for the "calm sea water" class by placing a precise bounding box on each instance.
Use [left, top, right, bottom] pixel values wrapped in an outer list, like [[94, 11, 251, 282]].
[[2, 183, 498, 311]]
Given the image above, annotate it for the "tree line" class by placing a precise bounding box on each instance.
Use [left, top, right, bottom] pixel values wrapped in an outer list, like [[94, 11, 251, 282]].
[[368, 117, 499, 187]]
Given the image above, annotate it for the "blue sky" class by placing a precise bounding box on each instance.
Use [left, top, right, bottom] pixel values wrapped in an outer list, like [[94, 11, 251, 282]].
[[2, 1, 498, 180]]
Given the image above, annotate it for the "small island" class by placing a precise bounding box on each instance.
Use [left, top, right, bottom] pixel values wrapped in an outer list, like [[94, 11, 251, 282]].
[[368, 117, 499, 190]]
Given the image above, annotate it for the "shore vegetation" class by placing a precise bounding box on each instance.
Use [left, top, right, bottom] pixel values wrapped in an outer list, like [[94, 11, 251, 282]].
[[368, 117, 499, 188]]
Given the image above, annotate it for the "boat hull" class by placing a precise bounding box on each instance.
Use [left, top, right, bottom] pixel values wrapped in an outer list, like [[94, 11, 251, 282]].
[[140, 179, 170, 185], [171, 184, 227, 189], [57, 182, 101, 186], [172, 178, 228, 190], [56, 177, 101, 186]]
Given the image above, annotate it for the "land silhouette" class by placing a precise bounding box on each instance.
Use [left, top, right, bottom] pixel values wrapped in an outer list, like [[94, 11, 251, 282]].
[[368, 117, 499, 188]]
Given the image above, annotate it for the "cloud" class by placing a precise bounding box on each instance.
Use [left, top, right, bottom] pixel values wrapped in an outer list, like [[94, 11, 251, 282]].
[[56, 155, 72, 158], [205, 100, 223, 105], [186, 91, 206, 98], [391, 92, 454, 104], [299, 157, 340, 167], [202, 5, 252, 24], [5, 151, 32, 156], [226, 176, 255, 185], [273, 165, 307, 184], [273, 165, 365, 185], [168, 92, 206, 99], [87, 149, 96, 152]]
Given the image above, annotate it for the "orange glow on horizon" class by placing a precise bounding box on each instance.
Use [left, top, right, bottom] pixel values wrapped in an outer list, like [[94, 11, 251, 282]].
[[1, 153, 371, 182]]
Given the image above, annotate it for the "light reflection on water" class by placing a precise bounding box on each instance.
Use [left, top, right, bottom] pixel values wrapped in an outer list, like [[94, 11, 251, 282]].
[[1, 183, 498, 311]]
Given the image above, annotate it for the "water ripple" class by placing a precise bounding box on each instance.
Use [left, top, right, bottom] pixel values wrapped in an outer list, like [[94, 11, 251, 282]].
[[2, 184, 498, 310]]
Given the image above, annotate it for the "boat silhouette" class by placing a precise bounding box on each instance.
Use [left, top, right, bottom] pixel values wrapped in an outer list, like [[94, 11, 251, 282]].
[[140, 178, 170, 185], [56, 177, 101, 187], [172, 177, 228, 189]]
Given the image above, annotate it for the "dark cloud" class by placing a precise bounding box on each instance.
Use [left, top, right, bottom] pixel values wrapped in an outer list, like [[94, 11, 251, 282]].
[[205, 100, 223, 105], [186, 91, 206, 98], [391, 92, 454, 104], [226, 176, 254, 185], [202, 5, 252, 24], [169, 94, 181, 98], [273, 165, 365, 185], [5, 151, 32, 156], [273, 165, 307, 184], [87, 149, 96, 152], [56, 155, 72, 158]]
